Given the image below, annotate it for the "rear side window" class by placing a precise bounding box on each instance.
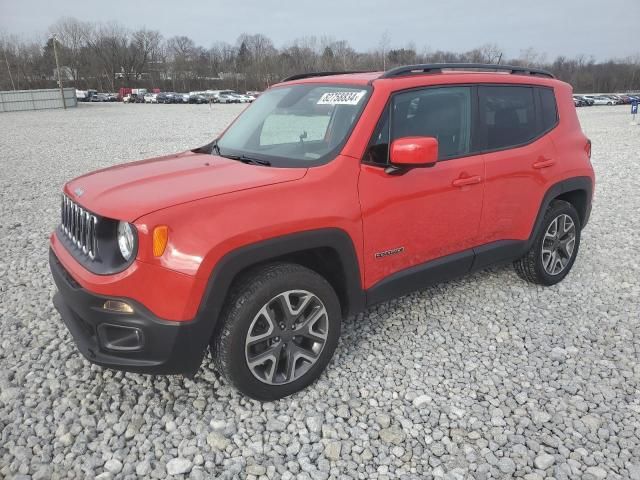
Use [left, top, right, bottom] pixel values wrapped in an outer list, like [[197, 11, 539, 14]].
[[479, 86, 536, 150]]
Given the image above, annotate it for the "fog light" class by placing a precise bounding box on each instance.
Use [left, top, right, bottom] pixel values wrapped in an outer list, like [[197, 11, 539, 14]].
[[103, 300, 134, 314]]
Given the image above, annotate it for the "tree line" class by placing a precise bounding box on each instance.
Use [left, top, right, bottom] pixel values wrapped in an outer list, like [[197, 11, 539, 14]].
[[1, 17, 639, 94]]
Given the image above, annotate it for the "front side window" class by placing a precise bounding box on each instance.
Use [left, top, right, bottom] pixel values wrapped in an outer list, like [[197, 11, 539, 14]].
[[364, 86, 472, 164], [479, 86, 536, 150], [217, 84, 370, 166], [393, 87, 472, 160]]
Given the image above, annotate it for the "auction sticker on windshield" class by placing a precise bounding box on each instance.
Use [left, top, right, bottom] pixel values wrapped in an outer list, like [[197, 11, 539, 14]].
[[317, 90, 367, 105]]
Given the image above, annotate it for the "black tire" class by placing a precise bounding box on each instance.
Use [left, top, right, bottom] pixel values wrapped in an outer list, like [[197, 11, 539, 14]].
[[211, 263, 342, 401], [514, 200, 581, 286]]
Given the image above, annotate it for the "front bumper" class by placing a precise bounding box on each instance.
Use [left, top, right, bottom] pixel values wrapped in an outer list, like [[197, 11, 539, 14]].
[[50, 249, 208, 375]]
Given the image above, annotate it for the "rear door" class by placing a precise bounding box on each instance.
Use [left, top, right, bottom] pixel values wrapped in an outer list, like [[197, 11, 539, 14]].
[[477, 85, 559, 245]]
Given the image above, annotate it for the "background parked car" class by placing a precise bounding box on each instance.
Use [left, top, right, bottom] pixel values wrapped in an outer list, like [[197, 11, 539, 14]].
[[90, 93, 109, 102], [157, 92, 178, 104], [229, 93, 251, 103], [217, 93, 239, 103], [144, 93, 157, 103], [575, 95, 594, 106], [584, 95, 615, 105], [189, 94, 209, 104]]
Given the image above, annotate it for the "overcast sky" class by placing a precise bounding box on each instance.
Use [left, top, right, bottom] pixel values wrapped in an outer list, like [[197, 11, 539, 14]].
[[1, 0, 638, 60]]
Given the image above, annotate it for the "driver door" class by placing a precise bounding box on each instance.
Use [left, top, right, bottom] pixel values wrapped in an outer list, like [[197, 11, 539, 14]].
[[358, 86, 485, 288]]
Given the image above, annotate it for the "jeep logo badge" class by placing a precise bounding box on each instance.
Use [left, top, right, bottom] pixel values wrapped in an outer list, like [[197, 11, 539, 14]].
[[74, 187, 84, 197]]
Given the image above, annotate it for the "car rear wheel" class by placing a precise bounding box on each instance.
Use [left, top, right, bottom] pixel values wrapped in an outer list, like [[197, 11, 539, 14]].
[[514, 200, 581, 286], [211, 263, 342, 400]]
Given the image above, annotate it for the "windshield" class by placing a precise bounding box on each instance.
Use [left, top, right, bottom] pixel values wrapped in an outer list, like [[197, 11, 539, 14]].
[[217, 84, 370, 166]]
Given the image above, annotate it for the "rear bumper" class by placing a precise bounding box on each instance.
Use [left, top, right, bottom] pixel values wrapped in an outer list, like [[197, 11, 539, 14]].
[[50, 249, 208, 375]]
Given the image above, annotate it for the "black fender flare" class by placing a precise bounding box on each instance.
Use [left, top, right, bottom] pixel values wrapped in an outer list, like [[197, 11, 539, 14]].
[[527, 176, 593, 248], [187, 228, 366, 367]]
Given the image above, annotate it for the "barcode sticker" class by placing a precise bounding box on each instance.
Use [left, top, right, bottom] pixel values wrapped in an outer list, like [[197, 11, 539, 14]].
[[317, 91, 367, 105]]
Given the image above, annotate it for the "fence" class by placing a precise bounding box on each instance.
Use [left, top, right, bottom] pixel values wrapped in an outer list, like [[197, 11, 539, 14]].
[[0, 88, 77, 112]]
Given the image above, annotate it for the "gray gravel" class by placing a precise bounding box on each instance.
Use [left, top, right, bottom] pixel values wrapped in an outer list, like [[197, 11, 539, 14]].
[[1, 103, 639, 479]]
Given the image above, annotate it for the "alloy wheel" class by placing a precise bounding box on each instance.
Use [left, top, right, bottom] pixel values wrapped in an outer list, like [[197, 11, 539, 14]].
[[541, 214, 576, 275], [245, 290, 329, 385]]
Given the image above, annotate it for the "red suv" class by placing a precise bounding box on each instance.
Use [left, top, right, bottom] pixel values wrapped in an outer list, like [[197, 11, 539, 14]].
[[50, 64, 594, 400]]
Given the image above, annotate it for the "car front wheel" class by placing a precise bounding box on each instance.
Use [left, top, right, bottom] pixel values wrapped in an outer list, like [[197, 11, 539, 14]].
[[514, 200, 581, 286], [211, 263, 342, 400]]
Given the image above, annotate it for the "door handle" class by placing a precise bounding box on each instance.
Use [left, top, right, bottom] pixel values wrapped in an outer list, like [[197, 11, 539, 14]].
[[452, 175, 482, 187], [532, 159, 556, 169]]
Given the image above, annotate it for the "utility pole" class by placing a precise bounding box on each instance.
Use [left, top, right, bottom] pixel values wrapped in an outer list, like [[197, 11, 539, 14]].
[[383, 44, 386, 71], [3, 47, 15, 90], [52, 33, 66, 109]]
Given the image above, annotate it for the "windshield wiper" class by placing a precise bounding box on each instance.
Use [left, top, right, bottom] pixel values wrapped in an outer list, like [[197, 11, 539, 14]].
[[222, 153, 271, 166], [209, 140, 271, 166]]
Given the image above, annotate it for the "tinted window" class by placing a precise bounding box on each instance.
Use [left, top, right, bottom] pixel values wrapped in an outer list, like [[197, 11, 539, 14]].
[[392, 87, 472, 160], [479, 86, 536, 150], [363, 105, 390, 164], [539, 87, 558, 132]]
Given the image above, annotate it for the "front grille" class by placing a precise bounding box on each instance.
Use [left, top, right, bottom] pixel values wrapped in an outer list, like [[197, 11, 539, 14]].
[[61, 194, 98, 260]]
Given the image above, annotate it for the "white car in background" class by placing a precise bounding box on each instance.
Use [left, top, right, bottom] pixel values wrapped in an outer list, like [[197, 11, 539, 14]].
[[216, 93, 239, 104], [144, 93, 158, 104], [230, 93, 252, 103], [584, 95, 616, 106]]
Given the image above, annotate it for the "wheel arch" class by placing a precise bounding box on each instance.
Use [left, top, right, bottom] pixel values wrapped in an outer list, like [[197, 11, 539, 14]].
[[529, 176, 593, 246], [193, 228, 365, 346]]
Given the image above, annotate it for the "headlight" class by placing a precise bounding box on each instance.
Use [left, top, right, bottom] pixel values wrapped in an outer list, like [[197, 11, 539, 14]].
[[117, 221, 136, 261]]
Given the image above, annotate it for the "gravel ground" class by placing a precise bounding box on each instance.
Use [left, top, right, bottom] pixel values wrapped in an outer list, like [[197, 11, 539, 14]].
[[0, 103, 638, 480]]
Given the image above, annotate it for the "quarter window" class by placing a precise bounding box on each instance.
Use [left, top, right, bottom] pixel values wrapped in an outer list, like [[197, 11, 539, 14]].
[[538, 87, 558, 132], [363, 105, 390, 165]]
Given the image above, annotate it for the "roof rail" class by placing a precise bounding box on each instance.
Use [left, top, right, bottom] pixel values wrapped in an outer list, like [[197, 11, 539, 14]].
[[379, 63, 554, 79], [281, 71, 372, 82]]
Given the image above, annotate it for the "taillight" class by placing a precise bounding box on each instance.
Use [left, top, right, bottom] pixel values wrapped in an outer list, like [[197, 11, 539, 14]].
[[585, 139, 592, 160]]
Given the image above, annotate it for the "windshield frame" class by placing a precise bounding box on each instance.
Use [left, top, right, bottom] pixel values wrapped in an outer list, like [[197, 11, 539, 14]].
[[216, 82, 373, 168]]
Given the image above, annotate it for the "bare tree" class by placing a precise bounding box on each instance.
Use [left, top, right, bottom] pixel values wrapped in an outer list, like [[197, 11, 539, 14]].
[[49, 17, 90, 82]]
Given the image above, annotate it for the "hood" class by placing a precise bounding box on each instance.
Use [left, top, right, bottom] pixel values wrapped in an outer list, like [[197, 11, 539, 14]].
[[64, 151, 307, 221]]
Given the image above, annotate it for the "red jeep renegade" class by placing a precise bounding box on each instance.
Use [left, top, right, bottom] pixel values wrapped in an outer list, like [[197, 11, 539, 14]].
[[50, 64, 594, 400]]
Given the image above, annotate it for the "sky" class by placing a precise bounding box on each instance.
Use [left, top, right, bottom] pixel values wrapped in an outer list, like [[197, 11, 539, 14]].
[[1, 0, 639, 61]]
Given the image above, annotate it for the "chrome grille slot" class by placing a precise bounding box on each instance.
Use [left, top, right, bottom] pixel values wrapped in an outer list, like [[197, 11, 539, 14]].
[[60, 194, 98, 260]]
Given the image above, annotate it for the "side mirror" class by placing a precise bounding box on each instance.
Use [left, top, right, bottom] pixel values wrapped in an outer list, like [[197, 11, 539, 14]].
[[390, 137, 439, 168]]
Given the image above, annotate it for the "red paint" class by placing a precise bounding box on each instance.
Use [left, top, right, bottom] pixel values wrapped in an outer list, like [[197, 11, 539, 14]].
[[390, 137, 439, 166], [53, 70, 594, 321]]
